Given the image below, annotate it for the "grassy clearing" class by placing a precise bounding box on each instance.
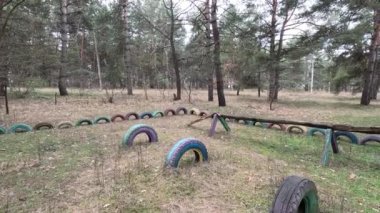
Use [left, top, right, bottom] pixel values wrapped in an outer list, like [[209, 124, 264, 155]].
[[0, 89, 379, 212]]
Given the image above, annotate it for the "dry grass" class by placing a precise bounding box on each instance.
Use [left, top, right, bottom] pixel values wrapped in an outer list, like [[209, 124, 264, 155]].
[[0, 89, 379, 212]]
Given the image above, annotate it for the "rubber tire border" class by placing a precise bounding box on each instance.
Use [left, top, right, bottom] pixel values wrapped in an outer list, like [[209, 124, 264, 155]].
[[152, 111, 164, 118], [164, 109, 176, 116], [139, 112, 153, 119], [75, 119, 93, 127], [333, 131, 358, 144], [267, 123, 286, 131], [306, 128, 326, 137], [111, 114, 126, 122], [8, 123, 33, 133], [175, 107, 188, 115], [125, 112, 140, 120], [0, 126, 6, 134], [34, 122, 54, 131], [57, 121, 74, 129], [165, 138, 208, 168], [271, 175, 319, 213], [122, 124, 158, 147], [287, 125, 305, 134], [189, 108, 201, 116], [359, 135, 380, 145], [94, 116, 111, 124]]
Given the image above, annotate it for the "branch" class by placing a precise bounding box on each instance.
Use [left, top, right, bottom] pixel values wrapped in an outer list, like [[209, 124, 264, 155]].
[[0, 0, 26, 41]]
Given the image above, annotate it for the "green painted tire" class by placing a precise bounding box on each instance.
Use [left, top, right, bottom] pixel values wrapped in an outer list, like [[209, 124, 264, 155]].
[[152, 111, 164, 118], [8, 123, 33, 133], [0, 126, 6, 134], [75, 119, 93, 127], [271, 176, 319, 213], [93, 116, 111, 124]]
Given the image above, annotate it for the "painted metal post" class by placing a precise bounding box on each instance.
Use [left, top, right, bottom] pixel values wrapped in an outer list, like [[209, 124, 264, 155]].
[[320, 129, 333, 166], [218, 116, 231, 132]]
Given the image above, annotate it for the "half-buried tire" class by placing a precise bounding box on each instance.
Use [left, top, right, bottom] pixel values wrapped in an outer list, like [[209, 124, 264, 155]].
[[152, 111, 164, 118], [164, 109, 176, 116], [8, 123, 33, 133], [165, 138, 208, 168], [94, 116, 111, 124], [307, 128, 326, 137], [0, 126, 7, 134], [125, 112, 140, 120], [359, 135, 380, 145], [199, 111, 209, 117], [271, 176, 319, 213], [267, 123, 286, 131], [122, 124, 158, 147], [255, 122, 269, 128], [140, 112, 153, 119], [175, 107, 188, 115], [111, 114, 125, 122], [189, 108, 201, 116], [57, 121, 74, 129], [34, 122, 54, 131], [334, 131, 358, 144], [75, 119, 93, 127], [287, 125, 305, 134]]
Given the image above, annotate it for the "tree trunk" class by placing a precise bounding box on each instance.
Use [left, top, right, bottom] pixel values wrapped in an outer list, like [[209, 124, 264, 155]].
[[93, 32, 102, 90], [268, 0, 277, 102], [370, 49, 379, 100], [257, 71, 261, 97], [361, 8, 380, 105], [121, 0, 133, 95], [167, 0, 181, 100], [204, 0, 213, 101], [211, 0, 226, 106], [58, 0, 69, 96]]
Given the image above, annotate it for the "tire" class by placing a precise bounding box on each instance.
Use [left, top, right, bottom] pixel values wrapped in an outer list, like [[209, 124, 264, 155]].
[[255, 122, 269, 128], [34, 122, 54, 131], [267, 123, 286, 131], [111, 114, 126, 122], [359, 135, 380, 145], [271, 176, 319, 213], [152, 111, 164, 118], [165, 138, 208, 168], [189, 108, 201, 116], [57, 121, 74, 129], [122, 124, 158, 147], [333, 131, 358, 144], [0, 126, 6, 134], [8, 123, 33, 133], [94, 116, 111, 124], [175, 107, 188, 115], [125, 112, 140, 120], [139, 112, 153, 119], [164, 109, 176, 116], [306, 128, 326, 137], [244, 120, 255, 126], [287, 125, 305, 134], [199, 111, 208, 117], [75, 119, 93, 127]]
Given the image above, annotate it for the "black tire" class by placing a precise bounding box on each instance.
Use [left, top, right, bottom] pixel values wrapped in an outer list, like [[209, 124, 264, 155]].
[[111, 114, 126, 122], [175, 107, 188, 115], [125, 112, 140, 120], [139, 112, 153, 119], [164, 109, 176, 116], [359, 135, 380, 145], [199, 111, 208, 117], [34, 122, 54, 131], [287, 126, 305, 134], [271, 176, 319, 213], [333, 131, 358, 144]]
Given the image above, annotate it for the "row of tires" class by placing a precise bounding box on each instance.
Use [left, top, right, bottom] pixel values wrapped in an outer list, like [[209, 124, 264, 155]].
[[0, 106, 205, 135], [121, 123, 319, 212], [229, 118, 380, 146]]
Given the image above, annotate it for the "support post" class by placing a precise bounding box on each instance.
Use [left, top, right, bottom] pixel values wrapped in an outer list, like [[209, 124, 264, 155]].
[[320, 128, 333, 166]]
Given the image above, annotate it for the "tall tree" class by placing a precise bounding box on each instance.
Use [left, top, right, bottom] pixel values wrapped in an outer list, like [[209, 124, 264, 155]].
[[204, 0, 213, 101], [211, 0, 226, 106], [121, 0, 133, 95], [58, 0, 69, 96]]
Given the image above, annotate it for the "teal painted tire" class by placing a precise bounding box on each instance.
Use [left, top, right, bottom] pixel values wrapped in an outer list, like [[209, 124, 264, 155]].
[[271, 176, 319, 213], [0, 126, 6, 134], [165, 138, 208, 168], [8, 123, 33, 133], [307, 128, 326, 137], [75, 119, 93, 127], [122, 124, 158, 147], [140, 112, 153, 119], [152, 111, 164, 118], [94, 116, 111, 124], [334, 131, 358, 144], [57, 121, 74, 129]]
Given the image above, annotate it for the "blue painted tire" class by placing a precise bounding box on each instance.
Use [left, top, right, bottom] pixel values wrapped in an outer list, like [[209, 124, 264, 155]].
[[8, 123, 33, 133], [0, 126, 7, 134], [359, 135, 380, 145], [152, 111, 164, 118], [307, 128, 326, 137], [139, 112, 153, 119], [93, 116, 111, 124], [122, 124, 158, 147], [334, 131, 358, 144], [175, 107, 188, 115], [125, 112, 140, 120], [165, 138, 208, 168], [75, 119, 93, 127]]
